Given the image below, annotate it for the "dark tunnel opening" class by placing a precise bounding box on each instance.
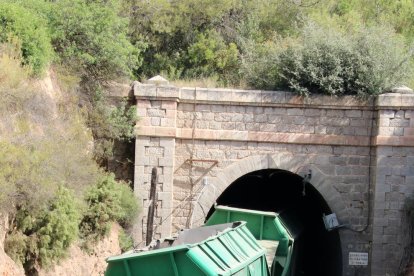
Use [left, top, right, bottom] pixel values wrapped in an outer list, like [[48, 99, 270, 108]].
[[206, 169, 342, 276]]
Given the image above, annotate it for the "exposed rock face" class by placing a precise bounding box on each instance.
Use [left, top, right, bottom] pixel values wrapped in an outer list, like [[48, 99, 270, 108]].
[[38, 224, 122, 276], [0, 214, 25, 276]]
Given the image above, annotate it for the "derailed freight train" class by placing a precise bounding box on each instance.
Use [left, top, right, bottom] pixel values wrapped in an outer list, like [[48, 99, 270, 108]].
[[105, 205, 300, 276]]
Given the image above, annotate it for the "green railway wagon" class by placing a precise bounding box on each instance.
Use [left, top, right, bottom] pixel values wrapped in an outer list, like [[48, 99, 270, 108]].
[[205, 206, 296, 276], [105, 221, 270, 276]]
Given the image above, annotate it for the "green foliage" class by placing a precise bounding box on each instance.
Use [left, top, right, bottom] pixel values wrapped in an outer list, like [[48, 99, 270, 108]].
[[80, 173, 139, 242], [5, 186, 80, 269], [4, 231, 27, 265], [118, 228, 134, 253], [0, 141, 55, 212], [187, 30, 239, 83], [88, 91, 137, 164], [243, 23, 413, 96], [0, 2, 53, 75], [278, 24, 413, 96], [48, 0, 141, 81], [126, 0, 306, 84], [240, 38, 286, 90]]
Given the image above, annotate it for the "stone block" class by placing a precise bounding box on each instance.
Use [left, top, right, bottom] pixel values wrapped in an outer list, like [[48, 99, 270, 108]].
[[180, 88, 195, 100], [400, 94, 414, 107], [207, 89, 224, 101], [135, 83, 156, 97], [378, 127, 394, 136], [160, 118, 175, 127], [261, 91, 286, 103], [303, 108, 321, 117], [220, 122, 235, 130], [230, 113, 244, 122], [405, 110, 414, 118], [254, 114, 267, 123], [345, 109, 362, 118], [389, 118, 409, 127], [137, 100, 152, 109], [151, 117, 161, 126], [243, 114, 254, 123], [380, 110, 396, 118], [286, 108, 303, 116], [227, 105, 246, 113], [179, 103, 194, 112], [156, 86, 179, 98], [193, 88, 208, 101], [235, 91, 262, 103], [377, 93, 402, 107], [147, 108, 166, 117], [161, 101, 177, 110], [326, 109, 345, 117], [194, 104, 210, 112], [235, 122, 246, 131]]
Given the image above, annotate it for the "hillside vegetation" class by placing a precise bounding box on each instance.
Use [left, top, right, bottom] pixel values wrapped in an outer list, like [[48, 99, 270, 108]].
[[1, 0, 414, 274]]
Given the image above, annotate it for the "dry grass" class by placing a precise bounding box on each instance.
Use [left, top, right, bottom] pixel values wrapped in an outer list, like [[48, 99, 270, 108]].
[[170, 77, 250, 89]]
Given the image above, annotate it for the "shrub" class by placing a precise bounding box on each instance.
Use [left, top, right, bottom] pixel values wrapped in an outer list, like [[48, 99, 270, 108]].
[[186, 30, 239, 84], [5, 186, 80, 269], [47, 0, 141, 81], [0, 40, 29, 91], [80, 173, 139, 241], [242, 23, 413, 96], [0, 2, 53, 75], [88, 95, 137, 165], [279, 24, 413, 97]]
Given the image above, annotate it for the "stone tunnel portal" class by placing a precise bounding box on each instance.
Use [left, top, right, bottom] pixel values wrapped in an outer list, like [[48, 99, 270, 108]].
[[207, 169, 342, 276]]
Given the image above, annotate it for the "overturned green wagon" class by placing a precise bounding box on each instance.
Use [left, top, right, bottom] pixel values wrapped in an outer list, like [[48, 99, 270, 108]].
[[205, 206, 298, 276], [105, 221, 269, 276]]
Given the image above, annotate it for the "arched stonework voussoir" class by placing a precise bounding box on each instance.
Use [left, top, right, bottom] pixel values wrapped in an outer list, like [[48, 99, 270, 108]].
[[193, 153, 350, 227]]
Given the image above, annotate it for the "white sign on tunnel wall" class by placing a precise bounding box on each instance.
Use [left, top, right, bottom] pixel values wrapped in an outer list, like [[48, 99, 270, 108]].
[[349, 252, 369, 266]]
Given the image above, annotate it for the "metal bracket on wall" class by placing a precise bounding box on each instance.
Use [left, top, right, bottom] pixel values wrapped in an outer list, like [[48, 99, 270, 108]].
[[185, 159, 219, 185]]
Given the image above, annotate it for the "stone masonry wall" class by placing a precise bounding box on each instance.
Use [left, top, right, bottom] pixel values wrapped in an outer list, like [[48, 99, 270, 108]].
[[134, 79, 414, 276], [371, 93, 414, 276]]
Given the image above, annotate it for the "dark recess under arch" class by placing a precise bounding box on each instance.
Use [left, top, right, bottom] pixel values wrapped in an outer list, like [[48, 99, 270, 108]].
[[206, 169, 342, 276]]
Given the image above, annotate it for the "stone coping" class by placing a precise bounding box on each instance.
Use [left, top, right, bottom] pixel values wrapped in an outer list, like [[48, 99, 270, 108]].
[[134, 83, 414, 109], [134, 83, 373, 109]]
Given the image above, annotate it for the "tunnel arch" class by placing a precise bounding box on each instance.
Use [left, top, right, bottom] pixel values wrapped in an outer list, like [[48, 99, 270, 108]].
[[194, 154, 350, 224], [192, 154, 347, 275]]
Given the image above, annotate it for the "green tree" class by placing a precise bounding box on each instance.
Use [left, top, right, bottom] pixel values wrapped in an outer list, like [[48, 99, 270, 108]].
[[48, 0, 141, 82], [0, 2, 53, 75]]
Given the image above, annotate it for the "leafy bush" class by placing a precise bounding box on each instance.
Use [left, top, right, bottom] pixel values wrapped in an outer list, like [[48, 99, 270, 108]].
[[0, 2, 53, 75], [242, 23, 413, 96], [80, 173, 139, 241], [47, 0, 141, 81], [0, 141, 56, 213], [88, 93, 137, 165], [187, 30, 239, 84], [278, 24, 413, 96], [5, 186, 80, 269]]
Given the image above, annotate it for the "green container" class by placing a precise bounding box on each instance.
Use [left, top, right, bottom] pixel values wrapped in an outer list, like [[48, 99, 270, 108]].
[[105, 222, 269, 276], [205, 206, 295, 276]]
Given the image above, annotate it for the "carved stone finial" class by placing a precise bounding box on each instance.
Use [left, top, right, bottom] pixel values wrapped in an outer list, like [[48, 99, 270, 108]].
[[391, 85, 413, 94], [146, 75, 169, 86]]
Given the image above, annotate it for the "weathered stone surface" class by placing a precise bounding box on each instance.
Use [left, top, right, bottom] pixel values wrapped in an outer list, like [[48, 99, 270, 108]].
[[134, 85, 414, 276]]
